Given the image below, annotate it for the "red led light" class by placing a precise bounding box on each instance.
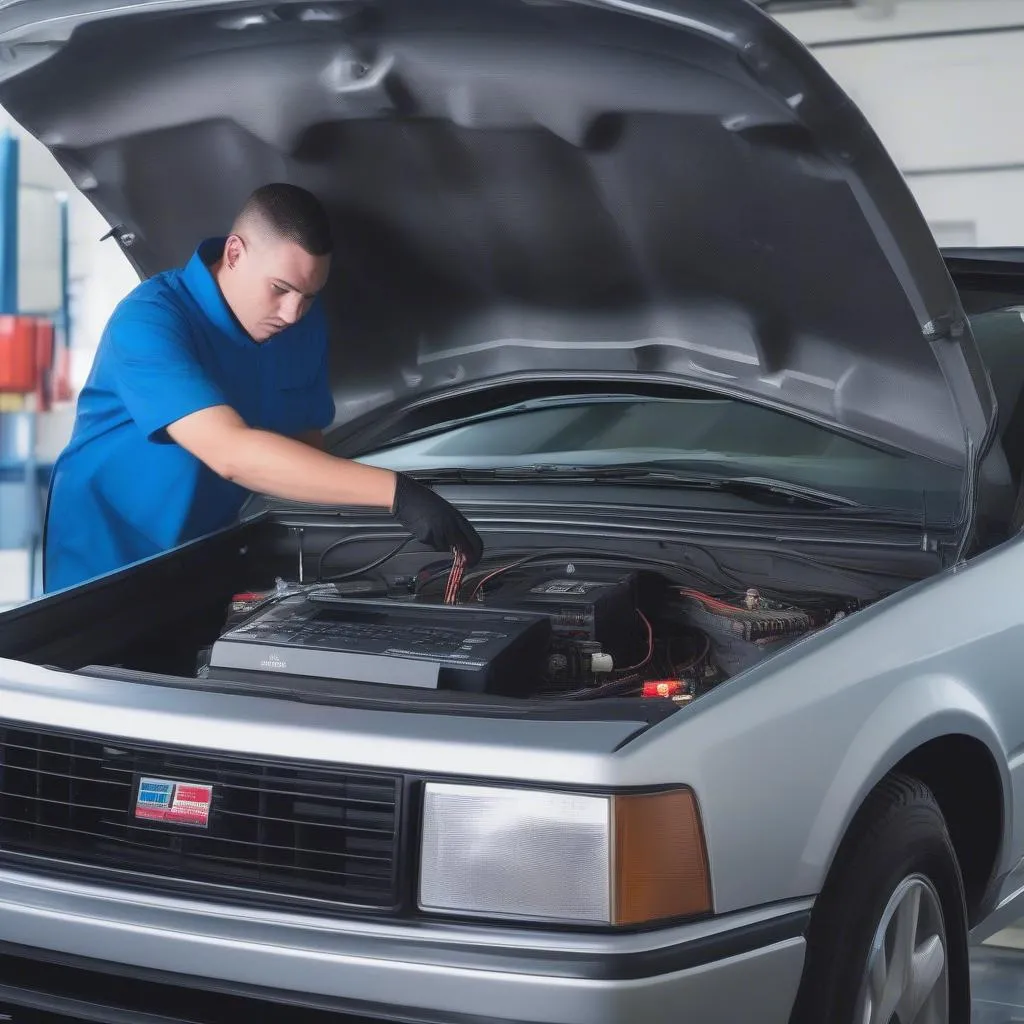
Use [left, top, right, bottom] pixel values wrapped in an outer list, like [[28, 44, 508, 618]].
[[642, 680, 683, 699]]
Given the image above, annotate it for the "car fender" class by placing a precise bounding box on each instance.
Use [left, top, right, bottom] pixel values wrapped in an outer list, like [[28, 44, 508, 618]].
[[794, 674, 1010, 896]]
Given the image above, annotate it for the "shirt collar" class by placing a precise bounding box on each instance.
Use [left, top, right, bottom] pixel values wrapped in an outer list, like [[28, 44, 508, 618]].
[[181, 237, 253, 347]]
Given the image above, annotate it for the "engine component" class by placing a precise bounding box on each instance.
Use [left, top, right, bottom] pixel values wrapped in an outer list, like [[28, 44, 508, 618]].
[[672, 589, 832, 676], [544, 641, 616, 685], [208, 592, 551, 696], [678, 590, 824, 642], [482, 569, 642, 668]]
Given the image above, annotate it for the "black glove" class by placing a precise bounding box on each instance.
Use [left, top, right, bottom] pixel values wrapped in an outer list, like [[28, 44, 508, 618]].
[[391, 473, 483, 567]]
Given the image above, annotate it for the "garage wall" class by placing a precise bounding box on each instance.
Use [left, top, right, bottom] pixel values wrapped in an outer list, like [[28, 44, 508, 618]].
[[774, 0, 1024, 246]]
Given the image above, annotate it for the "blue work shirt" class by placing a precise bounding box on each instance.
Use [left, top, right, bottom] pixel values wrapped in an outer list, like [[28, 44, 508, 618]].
[[43, 237, 336, 593]]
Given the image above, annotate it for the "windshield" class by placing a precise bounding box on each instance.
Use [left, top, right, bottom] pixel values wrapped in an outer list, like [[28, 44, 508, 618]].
[[357, 395, 963, 519]]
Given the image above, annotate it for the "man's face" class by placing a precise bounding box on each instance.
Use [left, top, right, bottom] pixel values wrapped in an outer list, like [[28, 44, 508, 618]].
[[220, 233, 331, 342]]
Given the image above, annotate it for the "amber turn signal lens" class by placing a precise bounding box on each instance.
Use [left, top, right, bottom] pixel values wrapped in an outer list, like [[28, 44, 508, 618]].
[[612, 788, 712, 926]]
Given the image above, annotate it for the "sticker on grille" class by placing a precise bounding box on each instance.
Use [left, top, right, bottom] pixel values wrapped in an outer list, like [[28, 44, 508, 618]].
[[135, 777, 213, 828]]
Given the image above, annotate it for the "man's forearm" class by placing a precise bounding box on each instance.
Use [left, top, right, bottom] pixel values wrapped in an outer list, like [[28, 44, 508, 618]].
[[225, 427, 397, 507], [165, 404, 479, 561]]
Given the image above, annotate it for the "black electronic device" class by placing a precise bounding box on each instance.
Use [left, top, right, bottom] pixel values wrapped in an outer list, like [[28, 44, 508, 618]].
[[208, 593, 551, 696], [483, 569, 641, 666]]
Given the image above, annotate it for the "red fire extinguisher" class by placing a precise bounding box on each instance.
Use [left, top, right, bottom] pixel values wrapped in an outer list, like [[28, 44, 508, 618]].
[[0, 315, 37, 394]]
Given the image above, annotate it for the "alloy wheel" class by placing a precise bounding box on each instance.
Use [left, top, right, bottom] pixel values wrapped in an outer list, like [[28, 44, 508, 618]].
[[854, 873, 949, 1024]]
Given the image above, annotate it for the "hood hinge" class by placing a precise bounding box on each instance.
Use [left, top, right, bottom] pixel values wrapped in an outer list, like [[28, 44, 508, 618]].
[[100, 224, 136, 249], [923, 312, 966, 342]]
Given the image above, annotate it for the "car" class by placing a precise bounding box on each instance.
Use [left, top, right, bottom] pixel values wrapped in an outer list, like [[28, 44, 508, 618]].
[[1, 0, 1024, 1021]]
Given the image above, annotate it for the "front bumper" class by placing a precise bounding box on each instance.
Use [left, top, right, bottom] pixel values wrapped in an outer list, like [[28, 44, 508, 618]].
[[0, 866, 808, 1024]]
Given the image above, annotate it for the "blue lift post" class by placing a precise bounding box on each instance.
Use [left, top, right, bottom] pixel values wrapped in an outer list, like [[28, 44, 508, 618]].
[[0, 131, 17, 311], [0, 131, 25, 594]]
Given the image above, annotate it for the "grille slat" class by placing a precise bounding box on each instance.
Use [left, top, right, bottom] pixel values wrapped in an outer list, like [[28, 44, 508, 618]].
[[0, 793, 123, 814], [215, 806, 395, 833], [2, 764, 133, 787], [0, 815, 397, 864], [0, 739, 109, 762], [0, 728, 403, 914], [0, 815, 395, 865]]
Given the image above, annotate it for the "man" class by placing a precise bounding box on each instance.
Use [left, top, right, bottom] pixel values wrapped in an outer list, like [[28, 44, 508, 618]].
[[44, 183, 482, 592]]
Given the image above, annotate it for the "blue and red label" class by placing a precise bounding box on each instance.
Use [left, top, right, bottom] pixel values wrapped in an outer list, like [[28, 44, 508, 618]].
[[135, 777, 213, 827]]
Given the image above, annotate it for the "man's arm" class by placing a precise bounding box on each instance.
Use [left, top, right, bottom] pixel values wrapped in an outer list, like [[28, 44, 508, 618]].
[[168, 405, 396, 508]]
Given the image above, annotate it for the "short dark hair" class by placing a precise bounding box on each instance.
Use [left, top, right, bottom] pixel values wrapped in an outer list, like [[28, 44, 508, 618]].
[[237, 182, 333, 256]]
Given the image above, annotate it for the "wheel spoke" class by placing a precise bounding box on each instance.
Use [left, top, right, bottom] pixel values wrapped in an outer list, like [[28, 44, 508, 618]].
[[895, 884, 923, 970], [874, 941, 906, 1022], [899, 934, 945, 1022]]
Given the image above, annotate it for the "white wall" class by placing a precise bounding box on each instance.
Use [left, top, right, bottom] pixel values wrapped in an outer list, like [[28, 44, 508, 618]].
[[66, 198, 140, 388], [776, 0, 1024, 246], [774, 0, 1024, 45]]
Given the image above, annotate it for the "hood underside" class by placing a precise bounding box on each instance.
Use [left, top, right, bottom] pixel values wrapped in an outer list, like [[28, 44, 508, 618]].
[[0, 0, 993, 468]]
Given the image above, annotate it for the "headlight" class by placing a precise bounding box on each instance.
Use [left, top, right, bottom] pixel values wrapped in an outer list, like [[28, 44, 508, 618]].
[[418, 783, 711, 926]]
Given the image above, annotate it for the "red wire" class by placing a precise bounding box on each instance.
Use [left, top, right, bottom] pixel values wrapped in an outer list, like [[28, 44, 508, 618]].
[[466, 555, 534, 601], [678, 588, 745, 614], [444, 550, 466, 605]]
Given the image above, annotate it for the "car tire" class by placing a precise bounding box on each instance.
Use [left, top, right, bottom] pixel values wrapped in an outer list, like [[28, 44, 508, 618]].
[[789, 772, 970, 1024]]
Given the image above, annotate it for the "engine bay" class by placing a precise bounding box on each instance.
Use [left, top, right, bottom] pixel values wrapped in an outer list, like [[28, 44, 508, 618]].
[[199, 551, 863, 705]]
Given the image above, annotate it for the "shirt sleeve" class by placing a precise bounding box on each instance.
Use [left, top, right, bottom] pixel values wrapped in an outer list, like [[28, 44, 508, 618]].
[[107, 296, 229, 443]]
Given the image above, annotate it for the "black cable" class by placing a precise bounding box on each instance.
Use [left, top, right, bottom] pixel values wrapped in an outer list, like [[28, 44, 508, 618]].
[[322, 536, 417, 583], [315, 531, 411, 581], [560, 675, 643, 701]]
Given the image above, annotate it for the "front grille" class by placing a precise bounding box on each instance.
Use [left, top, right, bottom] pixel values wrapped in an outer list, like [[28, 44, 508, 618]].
[[0, 727, 403, 914]]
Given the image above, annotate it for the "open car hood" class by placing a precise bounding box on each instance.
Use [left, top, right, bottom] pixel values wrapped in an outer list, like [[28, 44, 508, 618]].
[[0, 0, 994, 471]]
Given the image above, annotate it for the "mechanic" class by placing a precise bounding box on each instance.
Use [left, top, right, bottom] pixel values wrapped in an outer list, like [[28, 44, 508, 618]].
[[43, 182, 482, 593]]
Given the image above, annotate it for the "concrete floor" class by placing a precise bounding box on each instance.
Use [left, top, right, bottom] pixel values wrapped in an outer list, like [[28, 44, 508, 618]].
[[974, 945, 1024, 1021]]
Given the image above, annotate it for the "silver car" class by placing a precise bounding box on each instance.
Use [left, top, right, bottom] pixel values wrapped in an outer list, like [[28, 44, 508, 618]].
[[0, 1, 1022, 1022]]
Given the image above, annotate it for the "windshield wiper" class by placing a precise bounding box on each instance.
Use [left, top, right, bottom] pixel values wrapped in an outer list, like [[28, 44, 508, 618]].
[[705, 475, 863, 509], [407, 465, 864, 510]]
